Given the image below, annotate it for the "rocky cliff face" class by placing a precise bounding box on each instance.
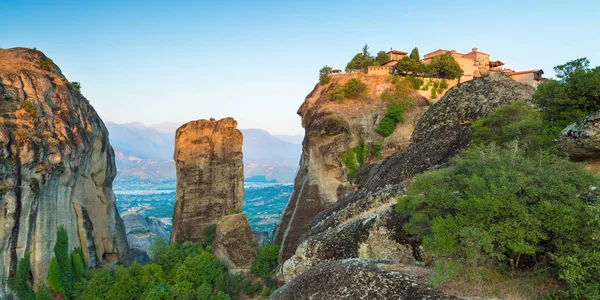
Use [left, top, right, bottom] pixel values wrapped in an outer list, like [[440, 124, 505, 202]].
[[170, 117, 244, 244], [212, 213, 258, 274], [274, 73, 429, 262], [557, 110, 600, 172], [278, 73, 535, 286], [0, 48, 129, 295], [121, 210, 169, 257]]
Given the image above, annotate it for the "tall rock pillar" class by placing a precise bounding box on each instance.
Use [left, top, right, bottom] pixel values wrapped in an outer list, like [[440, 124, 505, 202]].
[[170, 117, 244, 244]]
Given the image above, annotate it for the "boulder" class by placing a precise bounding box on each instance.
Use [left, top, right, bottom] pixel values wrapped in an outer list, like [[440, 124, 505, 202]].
[[557, 110, 600, 171], [121, 210, 169, 256], [170, 117, 244, 244], [271, 259, 455, 300], [212, 214, 258, 274]]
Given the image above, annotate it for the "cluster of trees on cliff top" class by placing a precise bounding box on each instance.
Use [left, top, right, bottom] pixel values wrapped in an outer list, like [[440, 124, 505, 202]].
[[396, 58, 600, 299], [318, 44, 464, 84], [9, 227, 280, 300]]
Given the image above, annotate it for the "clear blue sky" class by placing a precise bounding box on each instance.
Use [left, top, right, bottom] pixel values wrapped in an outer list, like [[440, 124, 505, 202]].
[[1, 0, 598, 135]]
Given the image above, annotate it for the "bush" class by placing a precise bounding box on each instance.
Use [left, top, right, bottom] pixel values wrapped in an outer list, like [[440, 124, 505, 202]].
[[7, 253, 35, 300], [533, 58, 600, 134], [20, 99, 38, 117], [470, 100, 552, 150], [342, 78, 367, 99], [71, 247, 86, 281], [405, 75, 424, 90], [36, 57, 53, 71], [251, 244, 279, 278], [242, 279, 264, 297], [35, 286, 53, 300], [261, 286, 277, 299], [67, 81, 82, 93], [204, 224, 217, 247], [215, 272, 239, 297], [226, 209, 240, 215], [327, 86, 345, 102], [375, 103, 406, 137], [339, 139, 366, 179], [439, 79, 449, 90], [397, 143, 600, 296], [319, 65, 332, 85], [370, 141, 382, 159]]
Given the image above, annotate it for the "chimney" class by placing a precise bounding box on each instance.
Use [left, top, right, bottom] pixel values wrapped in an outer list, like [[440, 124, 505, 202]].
[[472, 47, 478, 52]]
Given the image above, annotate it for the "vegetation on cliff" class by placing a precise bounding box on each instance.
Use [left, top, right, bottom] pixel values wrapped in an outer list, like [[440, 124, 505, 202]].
[[327, 78, 368, 102], [345, 44, 389, 73], [534, 58, 600, 134]]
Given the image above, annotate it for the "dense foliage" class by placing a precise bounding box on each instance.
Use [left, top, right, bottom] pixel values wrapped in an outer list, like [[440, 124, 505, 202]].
[[470, 100, 552, 150], [375, 103, 406, 137], [318, 65, 332, 85], [533, 58, 600, 134], [374, 51, 389, 66], [339, 139, 366, 179], [48, 225, 74, 298], [250, 244, 279, 279], [7, 253, 35, 300], [427, 52, 463, 79], [345, 44, 390, 73], [409, 47, 420, 61], [327, 78, 367, 102]]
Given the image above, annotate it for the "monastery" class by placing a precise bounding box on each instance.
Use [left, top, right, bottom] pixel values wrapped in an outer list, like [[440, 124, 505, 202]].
[[365, 47, 544, 87]]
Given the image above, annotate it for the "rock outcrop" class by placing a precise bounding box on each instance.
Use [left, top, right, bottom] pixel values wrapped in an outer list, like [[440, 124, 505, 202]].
[[274, 73, 429, 262], [212, 213, 258, 274], [271, 259, 455, 300], [253, 230, 270, 246], [557, 110, 600, 172], [278, 73, 535, 288], [0, 48, 129, 295], [170, 117, 244, 244], [121, 210, 169, 257]]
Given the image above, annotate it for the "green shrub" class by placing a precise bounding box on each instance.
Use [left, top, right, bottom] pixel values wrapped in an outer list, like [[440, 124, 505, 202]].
[[215, 272, 239, 297], [204, 224, 217, 247], [339, 139, 367, 179], [405, 75, 424, 90], [439, 79, 449, 90], [214, 291, 232, 300], [226, 209, 240, 215], [397, 143, 600, 296], [251, 244, 279, 278], [370, 141, 382, 159], [427, 52, 464, 79], [71, 247, 86, 281], [34, 286, 53, 300], [429, 259, 462, 288], [342, 78, 367, 99], [470, 100, 552, 150], [533, 58, 600, 134], [66, 81, 82, 93], [7, 253, 35, 300], [375, 103, 406, 137], [36, 57, 53, 71], [319, 65, 332, 85], [261, 286, 276, 299], [327, 86, 345, 102], [20, 99, 38, 117], [242, 279, 263, 297]]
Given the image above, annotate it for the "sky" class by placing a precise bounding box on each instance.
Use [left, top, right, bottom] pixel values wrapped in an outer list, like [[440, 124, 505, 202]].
[[1, 0, 599, 135]]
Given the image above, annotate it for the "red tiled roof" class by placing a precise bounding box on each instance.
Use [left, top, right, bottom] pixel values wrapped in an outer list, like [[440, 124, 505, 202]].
[[506, 69, 544, 76], [388, 49, 408, 55], [423, 49, 448, 59]]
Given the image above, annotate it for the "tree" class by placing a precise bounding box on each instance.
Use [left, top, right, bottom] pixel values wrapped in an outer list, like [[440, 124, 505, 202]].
[[319, 65, 333, 85], [427, 53, 463, 79], [533, 58, 600, 133], [470, 100, 551, 150], [396, 143, 600, 295], [374, 51, 389, 66], [342, 78, 367, 99], [251, 244, 280, 278], [7, 253, 35, 300], [345, 44, 375, 73], [394, 56, 419, 75], [409, 47, 420, 61], [48, 225, 74, 298]]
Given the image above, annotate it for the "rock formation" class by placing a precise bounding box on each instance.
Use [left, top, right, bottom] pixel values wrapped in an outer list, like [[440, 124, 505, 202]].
[[274, 73, 429, 262], [253, 230, 270, 246], [278, 73, 535, 285], [0, 48, 129, 296], [271, 259, 455, 300], [557, 110, 600, 172], [212, 213, 258, 274], [170, 117, 244, 244], [121, 210, 169, 257]]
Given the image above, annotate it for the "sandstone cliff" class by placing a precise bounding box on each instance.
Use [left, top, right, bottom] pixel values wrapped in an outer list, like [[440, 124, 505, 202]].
[[274, 73, 429, 262], [170, 117, 244, 244], [278, 73, 535, 284], [121, 210, 169, 257], [0, 48, 129, 295]]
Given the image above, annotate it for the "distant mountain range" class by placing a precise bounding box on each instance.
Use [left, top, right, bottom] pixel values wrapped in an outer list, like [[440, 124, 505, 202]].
[[106, 122, 302, 183]]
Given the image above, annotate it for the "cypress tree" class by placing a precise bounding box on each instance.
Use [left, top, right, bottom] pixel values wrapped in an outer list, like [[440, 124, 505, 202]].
[[7, 253, 35, 300]]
